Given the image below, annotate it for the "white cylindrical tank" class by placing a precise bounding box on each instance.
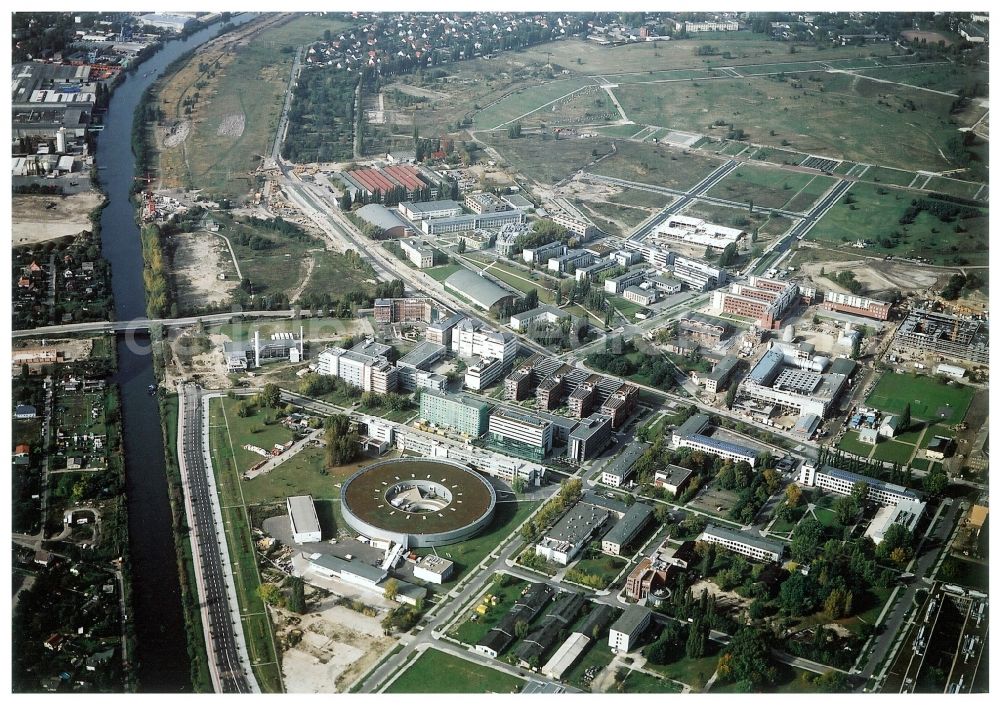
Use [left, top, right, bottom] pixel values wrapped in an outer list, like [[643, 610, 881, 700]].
[[56, 127, 66, 154], [782, 324, 795, 342], [812, 356, 830, 372]]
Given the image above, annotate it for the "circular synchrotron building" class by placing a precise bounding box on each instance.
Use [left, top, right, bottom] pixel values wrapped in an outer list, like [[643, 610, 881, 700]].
[[340, 458, 496, 547]]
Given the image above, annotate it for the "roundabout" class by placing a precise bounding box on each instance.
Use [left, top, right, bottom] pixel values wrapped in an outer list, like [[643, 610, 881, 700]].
[[340, 457, 497, 547]]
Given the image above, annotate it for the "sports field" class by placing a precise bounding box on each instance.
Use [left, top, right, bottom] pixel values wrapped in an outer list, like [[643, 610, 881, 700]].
[[865, 372, 974, 424], [385, 648, 525, 693], [806, 182, 988, 266]]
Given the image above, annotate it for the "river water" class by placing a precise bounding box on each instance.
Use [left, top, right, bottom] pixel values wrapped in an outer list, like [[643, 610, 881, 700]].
[[95, 14, 255, 691]]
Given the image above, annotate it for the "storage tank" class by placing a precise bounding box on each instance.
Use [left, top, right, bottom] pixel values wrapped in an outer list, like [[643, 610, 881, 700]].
[[782, 325, 795, 342], [811, 356, 830, 373]]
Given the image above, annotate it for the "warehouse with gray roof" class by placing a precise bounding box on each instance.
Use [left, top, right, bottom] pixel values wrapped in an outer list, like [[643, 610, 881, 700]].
[[444, 269, 518, 311]]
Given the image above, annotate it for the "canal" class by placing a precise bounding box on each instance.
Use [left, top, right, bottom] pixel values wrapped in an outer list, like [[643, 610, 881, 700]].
[[95, 13, 255, 691]]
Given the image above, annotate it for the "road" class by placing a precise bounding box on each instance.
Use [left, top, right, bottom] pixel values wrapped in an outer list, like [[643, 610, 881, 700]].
[[12, 309, 303, 338], [176, 384, 258, 693]]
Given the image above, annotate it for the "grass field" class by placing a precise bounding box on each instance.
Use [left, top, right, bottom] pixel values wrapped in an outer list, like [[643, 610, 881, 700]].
[[591, 140, 725, 191], [871, 439, 917, 465], [866, 373, 974, 424], [864, 165, 918, 186], [644, 637, 723, 691], [207, 396, 284, 692], [426, 264, 464, 282], [447, 577, 529, 646], [485, 133, 615, 186], [568, 553, 627, 589], [621, 669, 684, 693], [611, 70, 978, 172], [385, 648, 524, 693], [837, 430, 874, 457], [807, 182, 988, 266], [608, 187, 674, 210], [472, 77, 597, 129], [855, 63, 989, 95], [706, 164, 830, 211]]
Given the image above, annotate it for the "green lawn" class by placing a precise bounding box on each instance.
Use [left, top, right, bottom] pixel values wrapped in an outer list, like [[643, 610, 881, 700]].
[[564, 637, 617, 690], [472, 77, 596, 129], [568, 553, 628, 590], [870, 439, 916, 465], [866, 373, 974, 424], [608, 295, 646, 320], [385, 648, 524, 693], [807, 182, 988, 266], [811, 505, 840, 529], [210, 396, 300, 474], [413, 500, 540, 587], [863, 165, 917, 187], [427, 264, 464, 282], [622, 669, 684, 693], [644, 638, 723, 691], [918, 424, 958, 449]]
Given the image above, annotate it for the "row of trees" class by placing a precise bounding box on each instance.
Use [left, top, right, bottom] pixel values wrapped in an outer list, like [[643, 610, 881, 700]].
[[520, 478, 583, 542]]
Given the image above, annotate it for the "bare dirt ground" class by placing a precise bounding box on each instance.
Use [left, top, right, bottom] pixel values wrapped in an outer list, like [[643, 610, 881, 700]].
[[797, 256, 942, 296], [163, 330, 232, 390], [901, 30, 953, 47], [275, 598, 397, 693], [12, 192, 104, 245], [160, 120, 191, 149], [689, 578, 753, 613], [12, 338, 94, 370], [172, 231, 238, 310], [217, 112, 246, 138]]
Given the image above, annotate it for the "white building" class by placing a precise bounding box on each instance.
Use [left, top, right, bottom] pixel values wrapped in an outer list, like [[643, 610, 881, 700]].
[[865, 498, 926, 546], [652, 215, 744, 250], [510, 305, 571, 332], [465, 356, 507, 391], [489, 408, 554, 459], [413, 555, 455, 584], [535, 502, 609, 565], [400, 238, 434, 268], [307, 553, 387, 590], [454, 318, 518, 363], [623, 285, 657, 306], [797, 464, 921, 507], [549, 209, 597, 241], [287, 495, 322, 544], [700, 524, 785, 562], [317, 340, 398, 394], [608, 605, 651, 654], [671, 256, 726, 291], [604, 267, 647, 294], [398, 200, 463, 221]]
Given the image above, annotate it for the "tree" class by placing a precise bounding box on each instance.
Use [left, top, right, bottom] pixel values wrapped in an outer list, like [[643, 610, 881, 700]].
[[515, 619, 530, 639], [823, 587, 853, 619], [686, 617, 708, 658], [287, 577, 306, 614], [719, 626, 776, 689], [259, 383, 281, 409], [521, 519, 537, 541], [457, 238, 466, 254], [258, 583, 284, 607], [790, 519, 824, 562], [785, 484, 802, 507], [383, 578, 399, 602], [725, 385, 737, 409], [833, 495, 860, 526], [512, 478, 526, 494], [899, 402, 911, 431]]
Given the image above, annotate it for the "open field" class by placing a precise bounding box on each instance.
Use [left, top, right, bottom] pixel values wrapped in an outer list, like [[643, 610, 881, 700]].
[[484, 133, 615, 186], [11, 192, 103, 245], [805, 182, 988, 266], [591, 140, 724, 190], [612, 71, 982, 172], [154, 14, 353, 197], [865, 372, 974, 424], [472, 77, 597, 129], [706, 164, 834, 212], [172, 231, 239, 310], [385, 648, 524, 693], [854, 63, 988, 94]]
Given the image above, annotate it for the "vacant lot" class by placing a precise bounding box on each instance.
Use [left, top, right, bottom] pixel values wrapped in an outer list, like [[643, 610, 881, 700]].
[[592, 141, 724, 190], [473, 76, 597, 129], [865, 372, 974, 424], [485, 133, 615, 186], [706, 164, 833, 211], [806, 182, 988, 266], [856, 62, 987, 94], [612, 71, 982, 172], [385, 648, 524, 693], [11, 192, 103, 245], [172, 231, 239, 310]]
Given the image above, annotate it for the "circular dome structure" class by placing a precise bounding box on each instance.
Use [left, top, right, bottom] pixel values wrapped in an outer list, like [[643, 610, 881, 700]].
[[340, 458, 496, 547]]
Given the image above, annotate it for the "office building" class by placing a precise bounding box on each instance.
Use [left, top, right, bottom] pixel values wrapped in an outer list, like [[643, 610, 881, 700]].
[[796, 464, 922, 506], [609, 605, 651, 654], [535, 502, 610, 565], [373, 297, 434, 324], [600, 383, 638, 428], [605, 267, 647, 294], [549, 209, 597, 241], [307, 553, 387, 590], [548, 249, 594, 274], [287, 495, 322, 544], [536, 374, 565, 411], [654, 464, 693, 495], [465, 192, 510, 214], [510, 305, 571, 332], [426, 312, 465, 348], [567, 381, 598, 418], [601, 441, 649, 487], [821, 291, 890, 321], [741, 347, 848, 419], [652, 215, 744, 250], [489, 408, 553, 461], [454, 318, 518, 363], [466, 356, 507, 391], [671, 256, 726, 291], [866, 498, 926, 546], [398, 200, 462, 221], [702, 355, 740, 394], [601, 503, 654, 555], [317, 339, 397, 394], [567, 413, 613, 462], [400, 238, 435, 268], [700, 524, 785, 562], [419, 389, 492, 437], [575, 258, 618, 283], [712, 276, 799, 329], [413, 555, 455, 584], [396, 341, 447, 391], [421, 209, 524, 234], [672, 413, 759, 467], [523, 241, 566, 265], [623, 285, 657, 306]]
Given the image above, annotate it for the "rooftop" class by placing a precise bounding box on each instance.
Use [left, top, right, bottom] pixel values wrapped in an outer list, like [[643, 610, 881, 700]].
[[287, 495, 321, 536], [603, 440, 650, 480], [674, 413, 710, 439], [703, 524, 786, 557], [309, 554, 388, 583], [541, 502, 608, 548], [444, 268, 517, 310], [611, 604, 651, 635], [603, 502, 654, 548]]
